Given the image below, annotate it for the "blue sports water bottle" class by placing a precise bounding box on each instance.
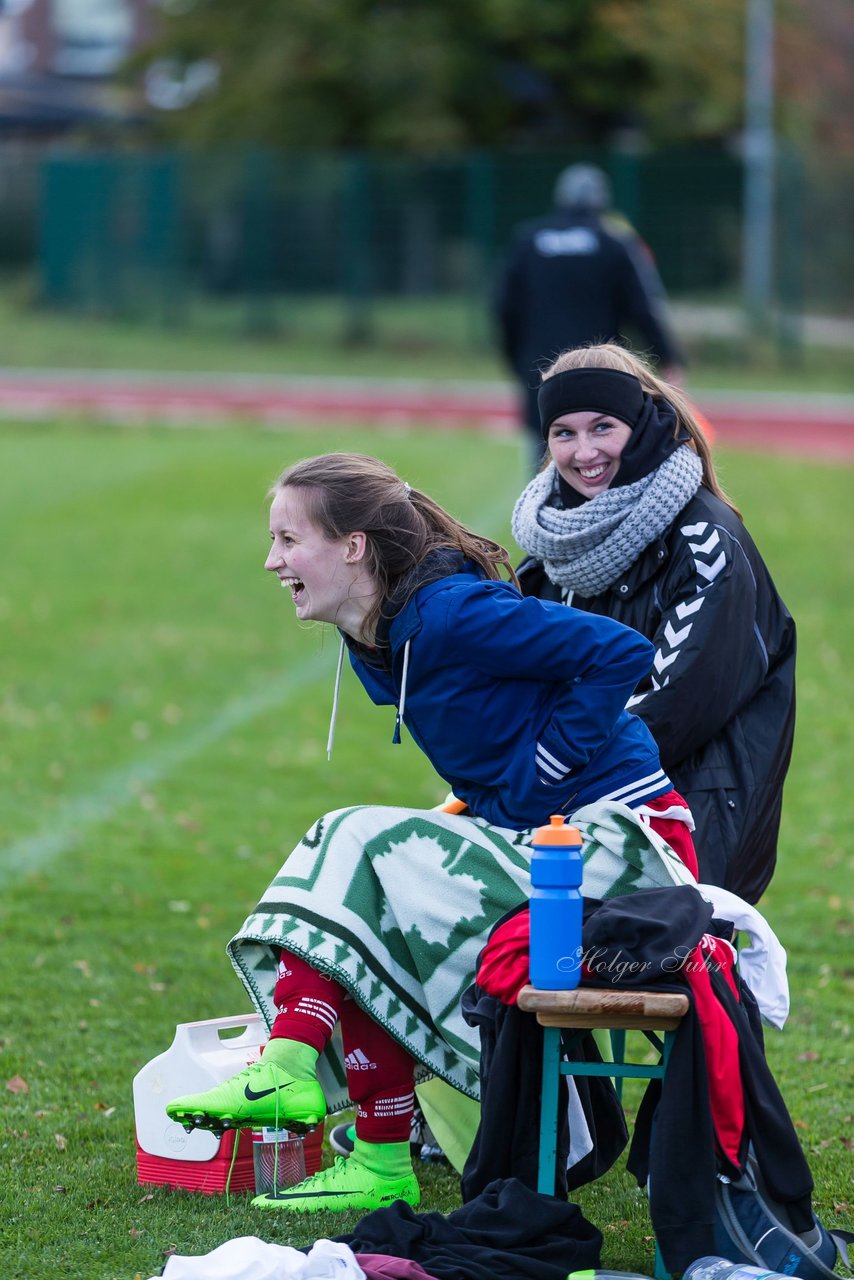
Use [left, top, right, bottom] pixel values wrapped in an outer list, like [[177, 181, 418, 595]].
[[681, 1258, 799, 1280], [529, 815, 584, 990]]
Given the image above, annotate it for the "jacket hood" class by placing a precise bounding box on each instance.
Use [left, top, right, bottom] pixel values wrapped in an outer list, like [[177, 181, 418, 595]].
[[327, 547, 471, 758], [374, 547, 470, 657]]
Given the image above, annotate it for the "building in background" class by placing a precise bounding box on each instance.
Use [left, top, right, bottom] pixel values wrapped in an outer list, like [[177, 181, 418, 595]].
[[0, 0, 149, 135]]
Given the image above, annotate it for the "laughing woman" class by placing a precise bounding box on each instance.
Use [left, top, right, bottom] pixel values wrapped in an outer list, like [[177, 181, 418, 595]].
[[166, 452, 696, 1215], [512, 345, 796, 904]]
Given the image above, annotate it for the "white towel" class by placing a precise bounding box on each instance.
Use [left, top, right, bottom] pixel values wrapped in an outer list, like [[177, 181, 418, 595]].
[[698, 883, 789, 1029]]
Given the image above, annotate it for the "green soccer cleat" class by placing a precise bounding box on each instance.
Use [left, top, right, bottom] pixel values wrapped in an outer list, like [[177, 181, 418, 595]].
[[165, 1061, 326, 1134], [251, 1153, 420, 1214]]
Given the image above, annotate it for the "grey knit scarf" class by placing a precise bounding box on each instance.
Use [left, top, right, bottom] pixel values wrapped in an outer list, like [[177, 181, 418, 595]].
[[512, 445, 704, 597]]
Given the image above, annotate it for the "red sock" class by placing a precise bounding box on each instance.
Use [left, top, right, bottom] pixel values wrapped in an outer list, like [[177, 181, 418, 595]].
[[269, 950, 346, 1054], [339, 997, 415, 1144]]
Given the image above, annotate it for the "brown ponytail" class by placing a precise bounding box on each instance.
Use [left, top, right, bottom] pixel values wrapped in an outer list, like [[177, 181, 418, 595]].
[[273, 453, 519, 639]]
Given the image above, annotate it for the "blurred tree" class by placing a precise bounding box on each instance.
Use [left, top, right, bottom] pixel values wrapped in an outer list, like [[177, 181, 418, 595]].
[[602, 0, 853, 152], [132, 0, 852, 152], [599, 0, 746, 142], [777, 0, 854, 151], [132, 0, 652, 149]]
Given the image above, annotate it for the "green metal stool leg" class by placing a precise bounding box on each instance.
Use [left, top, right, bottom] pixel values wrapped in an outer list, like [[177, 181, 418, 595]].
[[537, 1025, 562, 1194], [610, 1029, 627, 1099], [532, 1006, 679, 1280], [651, 1029, 677, 1280]]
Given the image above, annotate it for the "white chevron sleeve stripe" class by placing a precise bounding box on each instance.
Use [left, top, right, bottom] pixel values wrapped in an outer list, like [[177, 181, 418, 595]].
[[680, 522, 708, 536], [695, 551, 726, 581], [602, 768, 670, 806], [536, 758, 566, 781], [664, 619, 692, 647], [536, 744, 569, 780], [654, 650, 680, 673], [688, 529, 721, 556], [675, 597, 704, 619]]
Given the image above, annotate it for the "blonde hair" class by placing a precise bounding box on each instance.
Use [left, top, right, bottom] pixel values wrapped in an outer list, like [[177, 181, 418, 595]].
[[273, 453, 518, 639], [541, 344, 740, 516]]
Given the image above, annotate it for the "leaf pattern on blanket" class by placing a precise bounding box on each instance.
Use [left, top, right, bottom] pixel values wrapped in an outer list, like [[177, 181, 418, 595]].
[[374, 828, 487, 947]]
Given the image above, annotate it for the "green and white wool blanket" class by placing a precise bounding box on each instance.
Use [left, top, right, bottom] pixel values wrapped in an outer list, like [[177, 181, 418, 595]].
[[228, 801, 694, 1114]]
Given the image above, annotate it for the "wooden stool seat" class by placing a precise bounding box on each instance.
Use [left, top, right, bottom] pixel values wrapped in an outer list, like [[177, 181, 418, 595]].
[[518, 985, 689, 1030], [518, 983, 689, 1280]]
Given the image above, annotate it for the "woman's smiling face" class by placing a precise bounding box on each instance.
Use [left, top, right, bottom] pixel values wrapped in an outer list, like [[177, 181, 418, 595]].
[[547, 410, 633, 499], [264, 487, 376, 635]]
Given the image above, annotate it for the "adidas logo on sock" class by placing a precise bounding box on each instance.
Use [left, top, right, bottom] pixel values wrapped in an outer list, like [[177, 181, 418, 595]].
[[344, 1048, 377, 1071]]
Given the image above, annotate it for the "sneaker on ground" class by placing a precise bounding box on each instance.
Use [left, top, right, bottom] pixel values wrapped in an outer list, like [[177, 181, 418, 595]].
[[252, 1153, 420, 1214], [328, 1105, 445, 1163], [409, 1105, 447, 1164], [165, 1061, 325, 1134], [418, 1139, 448, 1164], [328, 1121, 356, 1157]]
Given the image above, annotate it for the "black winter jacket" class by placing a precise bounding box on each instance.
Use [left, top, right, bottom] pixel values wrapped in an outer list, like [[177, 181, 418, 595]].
[[494, 209, 682, 434], [518, 487, 796, 902]]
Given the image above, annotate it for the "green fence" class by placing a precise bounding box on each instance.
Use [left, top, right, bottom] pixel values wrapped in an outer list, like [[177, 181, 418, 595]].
[[28, 144, 854, 347]]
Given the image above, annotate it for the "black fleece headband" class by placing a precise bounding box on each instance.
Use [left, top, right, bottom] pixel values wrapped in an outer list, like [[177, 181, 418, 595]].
[[538, 368, 646, 438], [539, 367, 691, 503]]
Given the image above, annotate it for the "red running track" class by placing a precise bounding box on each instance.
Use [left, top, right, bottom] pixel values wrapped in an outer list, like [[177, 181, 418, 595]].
[[0, 371, 851, 459]]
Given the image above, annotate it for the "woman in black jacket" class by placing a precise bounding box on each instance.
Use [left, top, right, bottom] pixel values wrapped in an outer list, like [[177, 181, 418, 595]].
[[512, 344, 796, 903]]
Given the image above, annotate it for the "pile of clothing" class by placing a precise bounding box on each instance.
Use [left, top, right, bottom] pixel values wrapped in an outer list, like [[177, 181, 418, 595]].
[[146, 1177, 602, 1280], [463, 884, 811, 1274]]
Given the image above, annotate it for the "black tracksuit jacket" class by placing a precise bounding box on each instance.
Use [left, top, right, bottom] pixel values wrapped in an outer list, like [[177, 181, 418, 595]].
[[518, 487, 796, 903]]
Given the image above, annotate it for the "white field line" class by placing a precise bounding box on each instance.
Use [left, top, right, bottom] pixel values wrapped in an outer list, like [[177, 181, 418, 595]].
[[0, 490, 520, 888], [0, 651, 330, 887]]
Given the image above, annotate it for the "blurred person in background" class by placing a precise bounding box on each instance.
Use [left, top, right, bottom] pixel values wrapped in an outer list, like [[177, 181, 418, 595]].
[[512, 345, 796, 904], [494, 164, 685, 472]]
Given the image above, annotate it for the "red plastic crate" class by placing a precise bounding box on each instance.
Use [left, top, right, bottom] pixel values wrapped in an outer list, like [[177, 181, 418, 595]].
[[136, 1127, 255, 1194], [303, 1120, 324, 1175], [135, 1120, 325, 1195]]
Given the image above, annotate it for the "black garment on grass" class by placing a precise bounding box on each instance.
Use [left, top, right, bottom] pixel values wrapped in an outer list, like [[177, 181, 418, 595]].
[[334, 1177, 602, 1280]]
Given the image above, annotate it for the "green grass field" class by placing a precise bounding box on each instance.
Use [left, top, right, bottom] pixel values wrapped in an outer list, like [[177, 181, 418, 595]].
[[3, 285, 854, 394], [1, 418, 851, 1280]]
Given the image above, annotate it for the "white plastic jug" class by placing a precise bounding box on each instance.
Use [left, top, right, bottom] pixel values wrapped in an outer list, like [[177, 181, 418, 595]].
[[133, 1013, 266, 1163]]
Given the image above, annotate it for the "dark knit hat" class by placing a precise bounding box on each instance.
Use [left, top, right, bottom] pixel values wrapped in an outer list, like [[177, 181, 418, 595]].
[[553, 164, 611, 212]]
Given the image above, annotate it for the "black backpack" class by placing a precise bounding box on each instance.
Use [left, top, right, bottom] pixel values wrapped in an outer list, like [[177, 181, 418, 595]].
[[714, 1154, 852, 1280]]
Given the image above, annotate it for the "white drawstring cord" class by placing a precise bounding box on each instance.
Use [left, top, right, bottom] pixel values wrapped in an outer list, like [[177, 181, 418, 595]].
[[326, 637, 346, 761], [399, 638, 410, 724], [393, 638, 410, 744]]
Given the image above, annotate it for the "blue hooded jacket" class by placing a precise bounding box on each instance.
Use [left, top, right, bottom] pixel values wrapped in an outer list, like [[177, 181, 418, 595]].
[[345, 562, 671, 831]]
